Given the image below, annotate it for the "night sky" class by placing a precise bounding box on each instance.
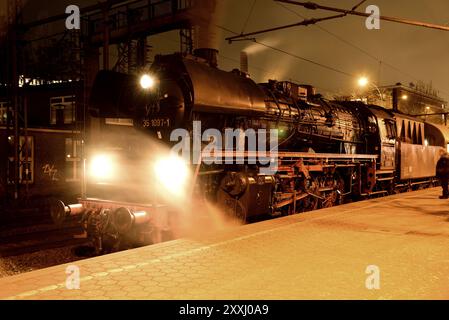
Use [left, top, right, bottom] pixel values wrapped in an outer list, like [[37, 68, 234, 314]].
[[217, 0, 449, 101], [2, 0, 448, 100]]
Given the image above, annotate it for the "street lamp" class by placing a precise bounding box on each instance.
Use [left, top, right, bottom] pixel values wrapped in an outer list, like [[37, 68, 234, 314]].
[[357, 77, 383, 101], [358, 77, 369, 88]]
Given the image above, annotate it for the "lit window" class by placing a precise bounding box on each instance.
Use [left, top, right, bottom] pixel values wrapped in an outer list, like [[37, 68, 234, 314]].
[[50, 96, 76, 125], [66, 138, 83, 182], [7, 136, 34, 184]]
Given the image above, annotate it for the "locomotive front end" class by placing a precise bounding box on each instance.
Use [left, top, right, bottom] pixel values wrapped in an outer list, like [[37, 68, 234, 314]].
[[51, 57, 196, 254]]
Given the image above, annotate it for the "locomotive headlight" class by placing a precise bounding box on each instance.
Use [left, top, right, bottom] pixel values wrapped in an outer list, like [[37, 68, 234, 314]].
[[154, 155, 190, 196], [90, 154, 115, 181], [140, 74, 156, 90]]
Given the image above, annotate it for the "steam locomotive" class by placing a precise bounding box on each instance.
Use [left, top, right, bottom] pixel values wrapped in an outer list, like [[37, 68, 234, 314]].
[[52, 49, 449, 254]]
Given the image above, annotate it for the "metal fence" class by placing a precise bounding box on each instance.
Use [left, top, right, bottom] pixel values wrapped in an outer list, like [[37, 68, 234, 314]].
[[87, 0, 194, 35]]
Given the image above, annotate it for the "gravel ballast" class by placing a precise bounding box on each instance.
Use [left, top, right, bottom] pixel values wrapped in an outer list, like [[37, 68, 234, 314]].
[[0, 246, 84, 279]]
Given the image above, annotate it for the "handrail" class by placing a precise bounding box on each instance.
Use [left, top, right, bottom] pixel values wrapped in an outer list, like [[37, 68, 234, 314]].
[[201, 151, 378, 160]]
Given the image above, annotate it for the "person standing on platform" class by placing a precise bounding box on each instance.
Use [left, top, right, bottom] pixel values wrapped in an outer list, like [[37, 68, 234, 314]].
[[436, 150, 449, 199]]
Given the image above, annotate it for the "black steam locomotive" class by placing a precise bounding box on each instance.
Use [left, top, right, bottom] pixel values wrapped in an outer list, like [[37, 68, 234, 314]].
[[53, 49, 448, 254]]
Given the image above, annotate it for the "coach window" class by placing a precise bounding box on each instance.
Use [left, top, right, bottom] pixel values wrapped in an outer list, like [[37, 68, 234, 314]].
[[66, 138, 82, 182]]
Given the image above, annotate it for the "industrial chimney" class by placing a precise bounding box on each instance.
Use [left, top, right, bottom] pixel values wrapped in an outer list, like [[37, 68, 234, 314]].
[[191, 0, 224, 67], [240, 51, 248, 74]]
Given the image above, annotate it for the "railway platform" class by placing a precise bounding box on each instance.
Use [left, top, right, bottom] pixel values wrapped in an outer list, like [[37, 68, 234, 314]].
[[2, 188, 449, 300]]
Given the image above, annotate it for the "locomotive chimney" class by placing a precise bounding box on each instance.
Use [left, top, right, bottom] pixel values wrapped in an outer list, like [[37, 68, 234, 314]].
[[240, 51, 249, 74], [193, 48, 219, 68], [300, 85, 317, 98]]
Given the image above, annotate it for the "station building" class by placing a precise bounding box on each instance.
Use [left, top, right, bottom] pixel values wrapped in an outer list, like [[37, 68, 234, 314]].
[[0, 82, 84, 205], [369, 83, 448, 125]]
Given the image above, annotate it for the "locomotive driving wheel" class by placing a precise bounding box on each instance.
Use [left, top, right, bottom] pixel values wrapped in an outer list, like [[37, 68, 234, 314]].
[[298, 195, 319, 213], [221, 198, 247, 223], [297, 177, 319, 213], [321, 191, 338, 208], [217, 173, 248, 223], [320, 175, 345, 208], [217, 189, 247, 223]]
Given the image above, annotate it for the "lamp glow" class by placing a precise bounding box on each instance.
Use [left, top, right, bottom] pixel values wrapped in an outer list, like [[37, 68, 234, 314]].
[[154, 156, 190, 196], [140, 74, 155, 90], [358, 77, 369, 88], [90, 154, 115, 181]]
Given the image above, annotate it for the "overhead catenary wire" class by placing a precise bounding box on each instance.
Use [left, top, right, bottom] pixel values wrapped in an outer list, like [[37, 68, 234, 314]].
[[227, 0, 369, 43], [251, 39, 355, 78], [275, 0, 449, 32], [350, 0, 368, 12], [145, 18, 342, 95], [195, 14, 356, 79], [277, 2, 379, 62], [226, 13, 349, 42], [275, 2, 449, 97], [241, 0, 258, 35], [186, 4, 448, 98], [153, 30, 338, 94], [217, 52, 337, 93], [221, 0, 449, 98]]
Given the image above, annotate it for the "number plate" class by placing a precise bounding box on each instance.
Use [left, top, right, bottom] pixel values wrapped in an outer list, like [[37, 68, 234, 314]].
[[143, 118, 171, 128]]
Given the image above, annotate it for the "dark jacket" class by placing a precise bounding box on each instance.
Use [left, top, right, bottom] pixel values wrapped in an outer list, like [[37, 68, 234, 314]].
[[436, 155, 449, 179]]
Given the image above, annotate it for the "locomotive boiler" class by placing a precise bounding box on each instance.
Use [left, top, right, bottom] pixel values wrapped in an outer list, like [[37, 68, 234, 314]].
[[52, 49, 449, 254]]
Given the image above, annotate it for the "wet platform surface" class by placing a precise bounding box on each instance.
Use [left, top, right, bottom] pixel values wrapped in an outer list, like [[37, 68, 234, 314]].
[[2, 188, 449, 300]]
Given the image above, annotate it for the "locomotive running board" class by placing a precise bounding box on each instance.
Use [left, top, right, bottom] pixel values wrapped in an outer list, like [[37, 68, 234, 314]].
[[202, 151, 378, 161]]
